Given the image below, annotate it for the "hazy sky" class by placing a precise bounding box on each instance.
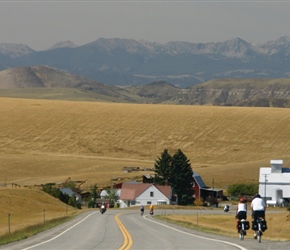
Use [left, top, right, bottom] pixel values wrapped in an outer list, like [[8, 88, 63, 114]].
[[1, 1, 290, 51]]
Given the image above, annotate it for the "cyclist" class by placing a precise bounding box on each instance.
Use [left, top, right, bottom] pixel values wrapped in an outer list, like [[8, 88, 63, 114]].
[[140, 205, 144, 215], [236, 197, 247, 219], [251, 194, 266, 238], [100, 202, 106, 214], [150, 204, 154, 215], [235, 197, 247, 233]]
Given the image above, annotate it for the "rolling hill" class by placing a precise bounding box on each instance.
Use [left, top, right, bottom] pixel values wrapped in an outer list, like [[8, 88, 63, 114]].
[[0, 66, 182, 103], [1, 97, 290, 191], [0, 66, 142, 103], [2, 66, 290, 107], [174, 78, 290, 107]]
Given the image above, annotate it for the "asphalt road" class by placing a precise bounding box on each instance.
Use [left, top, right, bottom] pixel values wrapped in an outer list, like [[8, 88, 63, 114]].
[[0, 209, 288, 250]]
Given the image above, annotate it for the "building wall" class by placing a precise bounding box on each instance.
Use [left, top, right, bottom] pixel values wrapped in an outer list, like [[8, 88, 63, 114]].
[[134, 185, 170, 206], [192, 181, 200, 199], [259, 167, 290, 201]]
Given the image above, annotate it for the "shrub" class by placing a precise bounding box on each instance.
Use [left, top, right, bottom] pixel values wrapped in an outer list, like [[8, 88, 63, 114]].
[[227, 183, 258, 197]]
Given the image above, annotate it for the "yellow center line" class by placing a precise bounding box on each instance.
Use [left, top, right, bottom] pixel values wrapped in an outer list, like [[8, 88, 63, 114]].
[[115, 213, 133, 250]]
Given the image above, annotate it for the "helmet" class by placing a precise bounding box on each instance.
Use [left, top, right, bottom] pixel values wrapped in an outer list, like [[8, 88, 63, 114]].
[[239, 197, 245, 202], [254, 194, 261, 199]]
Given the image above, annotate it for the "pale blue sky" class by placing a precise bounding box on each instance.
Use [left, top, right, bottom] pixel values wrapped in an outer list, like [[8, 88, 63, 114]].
[[1, 1, 290, 50]]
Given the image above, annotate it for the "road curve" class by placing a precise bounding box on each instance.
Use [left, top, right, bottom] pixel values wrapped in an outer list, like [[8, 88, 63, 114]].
[[0, 209, 288, 250]]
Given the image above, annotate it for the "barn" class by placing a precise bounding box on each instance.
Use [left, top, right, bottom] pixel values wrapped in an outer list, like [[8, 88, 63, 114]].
[[192, 172, 223, 203]]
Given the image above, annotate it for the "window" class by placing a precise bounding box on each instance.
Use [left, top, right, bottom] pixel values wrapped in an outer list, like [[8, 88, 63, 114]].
[[150, 191, 154, 197], [157, 201, 167, 205]]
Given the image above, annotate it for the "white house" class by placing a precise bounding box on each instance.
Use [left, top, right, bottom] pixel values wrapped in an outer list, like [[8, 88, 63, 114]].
[[259, 159, 290, 206], [118, 182, 172, 208]]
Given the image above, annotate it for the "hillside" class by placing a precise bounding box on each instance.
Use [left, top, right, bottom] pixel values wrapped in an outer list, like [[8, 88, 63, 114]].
[[174, 78, 290, 107], [125, 81, 180, 103], [1, 98, 290, 190], [3, 66, 290, 107], [0, 188, 79, 235], [0, 66, 143, 103]]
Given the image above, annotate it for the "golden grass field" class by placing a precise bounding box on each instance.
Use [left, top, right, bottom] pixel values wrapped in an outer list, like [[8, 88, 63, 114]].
[[1, 97, 290, 189], [160, 210, 290, 241], [0, 188, 81, 236], [1, 96, 290, 240]]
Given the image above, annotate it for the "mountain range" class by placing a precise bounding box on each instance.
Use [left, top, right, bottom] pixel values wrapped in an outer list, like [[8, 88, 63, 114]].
[[1, 37, 290, 88]]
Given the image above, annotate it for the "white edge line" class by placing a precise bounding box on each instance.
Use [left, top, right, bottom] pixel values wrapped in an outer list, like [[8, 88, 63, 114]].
[[143, 215, 247, 250], [22, 211, 98, 250]]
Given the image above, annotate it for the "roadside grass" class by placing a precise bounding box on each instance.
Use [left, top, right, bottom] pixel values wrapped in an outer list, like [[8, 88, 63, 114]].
[[0, 188, 83, 238], [0, 215, 77, 246], [155, 210, 290, 241], [120, 205, 290, 241]]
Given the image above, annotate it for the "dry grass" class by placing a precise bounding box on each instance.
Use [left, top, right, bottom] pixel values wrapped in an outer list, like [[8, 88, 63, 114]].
[[159, 211, 290, 241], [0, 188, 81, 236], [2, 97, 290, 189], [1, 97, 290, 240]]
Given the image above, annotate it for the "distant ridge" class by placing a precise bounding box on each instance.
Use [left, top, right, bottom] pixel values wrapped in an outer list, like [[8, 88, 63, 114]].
[[173, 78, 290, 107], [1, 37, 290, 88], [2, 66, 290, 107], [47, 40, 78, 50], [0, 66, 141, 102], [125, 81, 180, 103]]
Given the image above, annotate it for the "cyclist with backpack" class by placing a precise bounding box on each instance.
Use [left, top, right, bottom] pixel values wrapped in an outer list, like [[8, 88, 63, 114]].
[[235, 197, 248, 234], [251, 194, 266, 239]]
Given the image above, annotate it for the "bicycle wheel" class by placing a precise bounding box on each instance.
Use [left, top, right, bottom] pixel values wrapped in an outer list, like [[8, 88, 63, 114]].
[[257, 231, 261, 243], [239, 230, 244, 240]]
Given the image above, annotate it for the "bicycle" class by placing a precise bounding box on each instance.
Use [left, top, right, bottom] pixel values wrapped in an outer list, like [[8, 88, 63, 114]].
[[252, 217, 267, 243], [237, 219, 249, 240]]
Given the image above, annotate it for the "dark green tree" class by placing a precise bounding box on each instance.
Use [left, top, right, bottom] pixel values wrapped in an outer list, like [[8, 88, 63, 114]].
[[154, 149, 172, 185], [106, 188, 120, 207], [92, 184, 98, 202], [68, 194, 77, 208], [170, 149, 194, 205]]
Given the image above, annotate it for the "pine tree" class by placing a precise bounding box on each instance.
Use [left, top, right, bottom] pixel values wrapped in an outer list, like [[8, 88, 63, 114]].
[[170, 149, 194, 205], [154, 148, 194, 205], [154, 149, 172, 185]]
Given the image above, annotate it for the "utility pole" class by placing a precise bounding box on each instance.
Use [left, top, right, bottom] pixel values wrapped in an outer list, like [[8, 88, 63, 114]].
[[262, 174, 269, 203], [154, 125, 156, 163], [212, 178, 215, 198]]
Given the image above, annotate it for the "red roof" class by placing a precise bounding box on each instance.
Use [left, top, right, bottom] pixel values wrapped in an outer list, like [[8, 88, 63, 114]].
[[120, 182, 171, 200]]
